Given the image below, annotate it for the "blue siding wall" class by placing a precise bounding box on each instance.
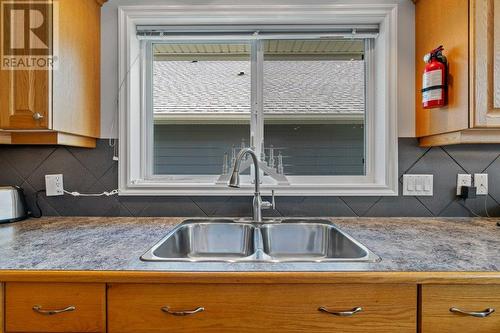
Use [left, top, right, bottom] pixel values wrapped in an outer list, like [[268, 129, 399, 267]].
[[154, 124, 364, 176]]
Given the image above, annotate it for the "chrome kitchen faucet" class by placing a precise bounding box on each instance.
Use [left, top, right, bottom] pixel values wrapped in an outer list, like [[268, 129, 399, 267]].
[[228, 148, 275, 222]]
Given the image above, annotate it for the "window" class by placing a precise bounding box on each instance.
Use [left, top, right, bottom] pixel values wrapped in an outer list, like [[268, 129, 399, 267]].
[[119, 4, 399, 195], [262, 39, 367, 177], [152, 42, 251, 176]]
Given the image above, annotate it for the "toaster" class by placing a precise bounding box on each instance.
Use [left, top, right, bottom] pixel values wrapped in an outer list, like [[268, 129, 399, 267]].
[[0, 186, 28, 223]]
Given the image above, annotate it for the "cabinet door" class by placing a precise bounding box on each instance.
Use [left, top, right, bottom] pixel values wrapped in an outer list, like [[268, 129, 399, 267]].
[[0, 69, 50, 129], [52, 0, 101, 137], [472, 0, 500, 127], [6, 282, 106, 333], [0, 0, 51, 130], [421, 285, 500, 333], [415, 0, 470, 137], [108, 283, 416, 333]]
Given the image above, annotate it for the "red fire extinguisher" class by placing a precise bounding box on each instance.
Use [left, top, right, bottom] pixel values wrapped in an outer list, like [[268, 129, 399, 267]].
[[422, 45, 448, 109]]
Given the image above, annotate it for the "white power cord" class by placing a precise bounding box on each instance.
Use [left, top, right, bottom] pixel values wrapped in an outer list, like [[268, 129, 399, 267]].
[[108, 49, 143, 161], [63, 189, 119, 197]]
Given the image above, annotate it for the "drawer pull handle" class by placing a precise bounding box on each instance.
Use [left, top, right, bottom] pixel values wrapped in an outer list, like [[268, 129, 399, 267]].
[[161, 306, 205, 316], [450, 307, 495, 318], [32, 305, 76, 315], [318, 306, 363, 317]]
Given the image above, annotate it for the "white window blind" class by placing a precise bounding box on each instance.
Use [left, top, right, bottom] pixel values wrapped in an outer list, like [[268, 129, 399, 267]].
[[136, 25, 379, 40]]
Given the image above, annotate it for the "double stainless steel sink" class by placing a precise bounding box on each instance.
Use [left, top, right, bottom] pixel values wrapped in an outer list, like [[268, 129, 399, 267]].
[[141, 219, 380, 263]]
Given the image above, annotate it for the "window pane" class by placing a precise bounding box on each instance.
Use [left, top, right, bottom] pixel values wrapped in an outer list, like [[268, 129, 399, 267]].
[[263, 39, 366, 176], [153, 43, 251, 175]]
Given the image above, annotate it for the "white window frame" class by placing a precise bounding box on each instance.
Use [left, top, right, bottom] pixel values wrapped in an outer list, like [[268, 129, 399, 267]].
[[118, 3, 399, 196]]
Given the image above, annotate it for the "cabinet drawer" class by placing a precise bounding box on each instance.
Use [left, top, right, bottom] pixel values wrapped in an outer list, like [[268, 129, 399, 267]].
[[108, 283, 416, 333], [6, 282, 106, 333], [421, 285, 500, 333]]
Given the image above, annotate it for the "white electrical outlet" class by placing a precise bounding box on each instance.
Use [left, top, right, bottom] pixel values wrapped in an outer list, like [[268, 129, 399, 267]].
[[474, 173, 488, 195], [403, 174, 433, 196], [45, 174, 64, 196], [456, 174, 472, 196]]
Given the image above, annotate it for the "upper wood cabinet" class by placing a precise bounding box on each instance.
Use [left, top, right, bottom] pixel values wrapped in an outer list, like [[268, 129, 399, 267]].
[[0, 0, 107, 148], [416, 0, 500, 146], [473, 0, 500, 127]]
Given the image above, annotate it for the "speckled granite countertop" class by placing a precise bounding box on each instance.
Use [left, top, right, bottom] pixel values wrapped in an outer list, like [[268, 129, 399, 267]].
[[0, 217, 498, 272]]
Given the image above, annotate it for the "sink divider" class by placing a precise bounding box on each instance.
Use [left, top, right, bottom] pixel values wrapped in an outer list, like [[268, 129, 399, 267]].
[[252, 225, 272, 261]]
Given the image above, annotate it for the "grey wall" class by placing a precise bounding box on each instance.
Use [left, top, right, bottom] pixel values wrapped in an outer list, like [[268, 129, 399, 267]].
[[155, 124, 250, 175], [1, 139, 500, 217], [154, 124, 364, 175]]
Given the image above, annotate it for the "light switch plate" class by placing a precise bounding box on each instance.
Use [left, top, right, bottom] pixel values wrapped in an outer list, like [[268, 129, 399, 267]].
[[456, 174, 472, 196], [403, 174, 433, 196], [45, 174, 64, 196], [474, 173, 488, 195]]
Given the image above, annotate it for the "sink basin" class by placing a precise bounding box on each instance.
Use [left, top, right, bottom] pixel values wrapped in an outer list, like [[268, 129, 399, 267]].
[[141, 220, 256, 261], [260, 220, 376, 261], [141, 219, 379, 263]]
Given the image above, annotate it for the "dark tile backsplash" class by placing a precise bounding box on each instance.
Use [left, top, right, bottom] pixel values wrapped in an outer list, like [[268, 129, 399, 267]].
[[1, 139, 499, 217]]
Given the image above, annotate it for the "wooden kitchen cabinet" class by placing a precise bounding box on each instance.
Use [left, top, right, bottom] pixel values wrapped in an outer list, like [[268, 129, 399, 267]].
[[0, 271, 498, 333], [5, 282, 106, 333], [108, 283, 417, 333], [416, 0, 500, 146], [421, 285, 500, 333], [0, 0, 107, 148]]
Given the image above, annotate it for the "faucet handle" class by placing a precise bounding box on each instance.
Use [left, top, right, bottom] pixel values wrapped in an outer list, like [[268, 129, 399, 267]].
[[262, 190, 276, 210]]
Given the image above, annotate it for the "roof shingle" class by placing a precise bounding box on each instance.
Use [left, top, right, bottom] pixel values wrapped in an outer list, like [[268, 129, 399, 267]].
[[153, 60, 364, 116]]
